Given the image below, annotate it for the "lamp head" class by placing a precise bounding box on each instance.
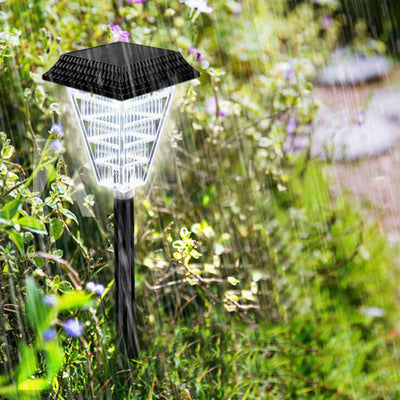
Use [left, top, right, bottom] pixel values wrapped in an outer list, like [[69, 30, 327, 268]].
[[43, 42, 199, 194]]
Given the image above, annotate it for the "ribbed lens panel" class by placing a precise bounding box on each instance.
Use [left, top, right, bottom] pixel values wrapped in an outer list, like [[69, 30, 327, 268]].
[[69, 87, 174, 193]]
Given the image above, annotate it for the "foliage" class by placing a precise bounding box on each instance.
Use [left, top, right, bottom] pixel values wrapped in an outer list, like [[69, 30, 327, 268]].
[[0, 0, 399, 399], [0, 277, 91, 399]]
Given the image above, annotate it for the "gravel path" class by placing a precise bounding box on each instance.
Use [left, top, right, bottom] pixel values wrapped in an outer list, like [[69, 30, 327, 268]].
[[313, 66, 400, 243]]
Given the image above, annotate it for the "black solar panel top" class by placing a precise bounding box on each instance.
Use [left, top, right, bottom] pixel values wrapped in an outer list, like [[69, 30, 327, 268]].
[[43, 42, 200, 101]]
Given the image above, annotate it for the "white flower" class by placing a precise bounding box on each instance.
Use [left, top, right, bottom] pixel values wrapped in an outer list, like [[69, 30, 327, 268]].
[[9, 29, 21, 46], [181, 0, 213, 20], [0, 28, 21, 47]]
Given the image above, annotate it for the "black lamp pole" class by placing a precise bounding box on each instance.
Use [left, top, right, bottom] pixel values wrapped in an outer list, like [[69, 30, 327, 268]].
[[114, 191, 139, 358]]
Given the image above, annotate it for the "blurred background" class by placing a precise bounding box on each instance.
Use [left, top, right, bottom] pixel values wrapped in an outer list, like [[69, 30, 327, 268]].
[[1, 0, 400, 398]]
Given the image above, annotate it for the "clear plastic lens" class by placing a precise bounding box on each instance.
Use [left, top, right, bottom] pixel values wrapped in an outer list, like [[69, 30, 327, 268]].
[[69, 87, 174, 193]]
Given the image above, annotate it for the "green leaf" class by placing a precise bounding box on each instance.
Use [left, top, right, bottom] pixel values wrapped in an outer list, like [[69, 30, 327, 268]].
[[57, 291, 92, 311], [0, 217, 11, 227], [18, 217, 47, 235], [17, 344, 36, 384], [43, 341, 63, 379], [49, 218, 63, 242], [180, 227, 191, 240], [7, 230, 24, 254], [172, 240, 184, 249], [25, 277, 47, 332], [60, 208, 78, 224], [0, 384, 17, 397], [45, 164, 56, 184], [18, 378, 49, 392], [1, 143, 14, 160], [1, 199, 23, 220]]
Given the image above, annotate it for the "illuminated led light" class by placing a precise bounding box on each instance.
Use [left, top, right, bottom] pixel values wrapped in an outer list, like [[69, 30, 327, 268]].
[[68, 86, 174, 193]]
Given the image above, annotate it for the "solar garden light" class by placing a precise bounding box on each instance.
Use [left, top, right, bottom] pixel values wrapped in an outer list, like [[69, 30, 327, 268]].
[[43, 42, 199, 358]]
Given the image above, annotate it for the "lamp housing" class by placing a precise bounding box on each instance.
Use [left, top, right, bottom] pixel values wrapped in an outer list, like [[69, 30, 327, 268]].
[[43, 41, 199, 194]]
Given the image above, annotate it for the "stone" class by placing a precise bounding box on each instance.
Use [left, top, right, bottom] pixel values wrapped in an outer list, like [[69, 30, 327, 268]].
[[311, 86, 400, 161], [317, 47, 393, 85]]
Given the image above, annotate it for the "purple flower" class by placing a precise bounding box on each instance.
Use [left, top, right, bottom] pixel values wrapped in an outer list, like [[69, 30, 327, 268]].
[[86, 281, 105, 296], [283, 134, 308, 154], [51, 123, 63, 136], [51, 140, 65, 153], [86, 281, 96, 293], [286, 118, 297, 135], [205, 97, 232, 118], [127, 0, 145, 2], [43, 328, 56, 342], [273, 61, 296, 81], [109, 23, 130, 43], [43, 294, 58, 308], [94, 284, 105, 296], [189, 45, 204, 62], [63, 319, 83, 337], [119, 31, 130, 42], [206, 97, 217, 115], [321, 14, 333, 31], [285, 59, 296, 81]]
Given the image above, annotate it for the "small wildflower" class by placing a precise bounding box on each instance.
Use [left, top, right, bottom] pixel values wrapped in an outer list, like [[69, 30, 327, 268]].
[[119, 31, 130, 42], [283, 133, 308, 154], [189, 45, 204, 62], [63, 319, 83, 337], [205, 97, 232, 118], [273, 60, 296, 81], [180, 0, 213, 20], [43, 294, 58, 308], [285, 59, 296, 81], [51, 140, 65, 153], [226, 1, 243, 16], [86, 281, 96, 293], [109, 23, 130, 43], [286, 118, 297, 135], [51, 123, 63, 136], [86, 281, 105, 296], [206, 97, 217, 115], [8, 29, 21, 46], [321, 14, 333, 31], [94, 284, 105, 296], [127, 0, 145, 2], [43, 328, 56, 342]]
